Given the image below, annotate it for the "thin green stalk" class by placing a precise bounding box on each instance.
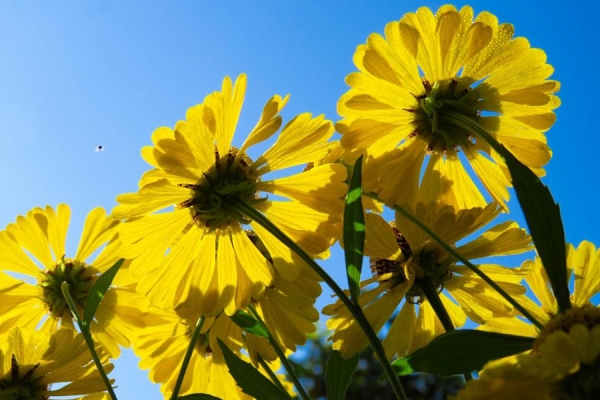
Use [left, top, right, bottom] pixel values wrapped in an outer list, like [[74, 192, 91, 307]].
[[248, 305, 309, 400], [60, 283, 117, 400], [366, 196, 545, 331], [171, 315, 206, 400], [230, 197, 407, 400], [258, 357, 291, 396], [416, 279, 472, 382], [416, 278, 454, 332]]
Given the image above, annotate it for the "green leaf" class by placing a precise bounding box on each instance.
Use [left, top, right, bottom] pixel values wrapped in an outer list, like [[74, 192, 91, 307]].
[[230, 310, 269, 339], [501, 145, 570, 313], [343, 155, 365, 304], [82, 258, 124, 330], [217, 339, 291, 400], [178, 395, 221, 400], [326, 350, 359, 400], [391, 330, 534, 376]]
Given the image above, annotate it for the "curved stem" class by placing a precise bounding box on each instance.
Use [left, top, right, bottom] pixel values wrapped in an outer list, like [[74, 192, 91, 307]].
[[61, 283, 117, 400], [248, 305, 309, 400], [170, 315, 206, 400], [230, 197, 407, 400], [367, 196, 544, 331]]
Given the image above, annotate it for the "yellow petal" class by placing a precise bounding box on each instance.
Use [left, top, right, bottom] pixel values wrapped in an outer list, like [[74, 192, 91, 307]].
[[113, 179, 191, 219], [76, 207, 119, 261], [572, 241, 600, 305], [382, 302, 416, 359], [455, 221, 531, 260], [217, 231, 238, 315], [240, 94, 288, 154], [363, 213, 403, 260], [255, 113, 334, 173]]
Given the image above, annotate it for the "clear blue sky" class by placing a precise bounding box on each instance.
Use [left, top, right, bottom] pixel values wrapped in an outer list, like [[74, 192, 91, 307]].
[[1, 1, 599, 398]]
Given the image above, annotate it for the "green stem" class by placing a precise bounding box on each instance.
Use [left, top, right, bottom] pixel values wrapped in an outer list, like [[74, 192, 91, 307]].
[[60, 283, 117, 400], [230, 197, 407, 400], [365, 194, 545, 331], [416, 279, 472, 382], [258, 357, 291, 396], [416, 278, 454, 332], [248, 305, 308, 400], [170, 315, 206, 400]]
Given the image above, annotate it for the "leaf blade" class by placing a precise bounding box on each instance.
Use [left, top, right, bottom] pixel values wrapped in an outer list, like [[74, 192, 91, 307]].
[[217, 339, 291, 400], [501, 145, 570, 313], [326, 350, 359, 400], [82, 258, 124, 330], [343, 155, 365, 304], [391, 330, 534, 376], [230, 310, 269, 339]]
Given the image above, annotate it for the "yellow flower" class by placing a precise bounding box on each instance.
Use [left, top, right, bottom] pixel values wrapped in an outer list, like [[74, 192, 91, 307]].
[[480, 241, 600, 337], [454, 307, 600, 400], [133, 305, 294, 399], [338, 5, 559, 210], [133, 232, 320, 398], [0, 204, 146, 358], [112, 74, 346, 316], [0, 327, 114, 399], [241, 233, 322, 365], [323, 201, 531, 358]]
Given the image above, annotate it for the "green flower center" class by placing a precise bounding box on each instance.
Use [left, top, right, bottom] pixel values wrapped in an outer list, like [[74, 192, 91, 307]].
[[38, 257, 94, 319], [405, 248, 452, 301], [178, 147, 263, 231], [0, 355, 47, 400], [412, 77, 481, 153]]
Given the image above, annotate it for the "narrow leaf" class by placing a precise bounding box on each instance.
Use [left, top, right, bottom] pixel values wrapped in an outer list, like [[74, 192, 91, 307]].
[[178, 395, 221, 400], [343, 155, 365, 304], [83, 258, 124, 330], [217, 339, 291, 400], [230, 310, 269, 339], [391, 330, 534, 376], [501, 145, 570, 312], [326, 350, 359, 400]]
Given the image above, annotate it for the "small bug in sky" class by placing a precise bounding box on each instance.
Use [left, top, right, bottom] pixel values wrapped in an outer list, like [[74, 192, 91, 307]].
[[95, 145, 104, 152]]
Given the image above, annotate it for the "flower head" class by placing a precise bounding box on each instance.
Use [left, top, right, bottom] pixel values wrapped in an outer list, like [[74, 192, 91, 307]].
[[113, 74, 346, 316], [338, 5, 559, 210], [0, 327, 113, 399], [452, 242, 600, 399], [323, 201, 531, 358], [0, 204, 145, 358], [133, 230, 321, 397], [454, 306, 600, 400]]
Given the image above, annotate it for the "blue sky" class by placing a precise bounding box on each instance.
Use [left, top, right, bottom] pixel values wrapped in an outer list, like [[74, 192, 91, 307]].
[[1, 1, 599, 398]]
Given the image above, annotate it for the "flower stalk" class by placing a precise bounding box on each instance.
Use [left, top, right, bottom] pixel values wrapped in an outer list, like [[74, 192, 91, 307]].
[[60, 282, 118, 400], [170, 315, 206, 400]]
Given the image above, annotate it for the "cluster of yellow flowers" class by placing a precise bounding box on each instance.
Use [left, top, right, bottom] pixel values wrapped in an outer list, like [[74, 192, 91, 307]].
[[0, 4, 597, 400]]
